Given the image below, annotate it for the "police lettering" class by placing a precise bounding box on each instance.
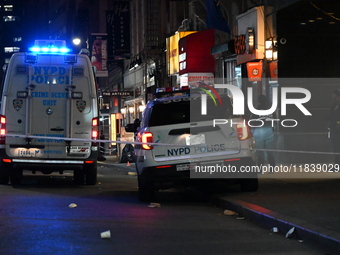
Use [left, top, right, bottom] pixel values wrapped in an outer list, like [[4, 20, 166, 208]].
[[27, 66, 69, 84], [167, 144, 226, 156]]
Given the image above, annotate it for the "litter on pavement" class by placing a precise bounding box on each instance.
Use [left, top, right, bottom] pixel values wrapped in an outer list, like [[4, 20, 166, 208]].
[[100, 230, 111, 239], [148, 202, 161, 208], [223, 209, 238, 216]]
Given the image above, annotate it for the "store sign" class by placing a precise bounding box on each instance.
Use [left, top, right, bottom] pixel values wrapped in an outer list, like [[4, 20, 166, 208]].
[[246, 61, 263, 81], [234, 35, 246, 55], [180, 73, 214, 87], [102, 91, 133, 97], [269, 61, 278, 81], [178, 29, 215, 75], [106, 2, 130, 60], [167, 31, 197, 75]]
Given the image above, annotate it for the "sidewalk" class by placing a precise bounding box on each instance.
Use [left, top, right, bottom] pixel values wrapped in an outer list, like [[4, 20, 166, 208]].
[[214, 174, 340, 254], [100, 157, 340, 253]]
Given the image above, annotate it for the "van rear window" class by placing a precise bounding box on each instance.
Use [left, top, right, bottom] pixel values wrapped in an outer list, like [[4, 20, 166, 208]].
[[148, 96, 233, 127]]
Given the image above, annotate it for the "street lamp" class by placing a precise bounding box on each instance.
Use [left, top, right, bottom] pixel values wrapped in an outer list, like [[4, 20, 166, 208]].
[[73, 38, 81, 46]]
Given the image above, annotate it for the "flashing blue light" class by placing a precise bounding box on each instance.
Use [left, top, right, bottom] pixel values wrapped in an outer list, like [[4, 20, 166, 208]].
[[30, 47, 40, 52], [28, 46, 71, 54], [60, 47, 70, 53]]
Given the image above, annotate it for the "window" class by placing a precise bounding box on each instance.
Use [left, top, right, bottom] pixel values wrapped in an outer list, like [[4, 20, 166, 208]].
[[148, 96, 233, 127]]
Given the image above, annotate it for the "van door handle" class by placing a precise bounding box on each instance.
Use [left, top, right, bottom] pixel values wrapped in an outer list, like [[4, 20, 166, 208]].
[[50, 128, 64, 131]]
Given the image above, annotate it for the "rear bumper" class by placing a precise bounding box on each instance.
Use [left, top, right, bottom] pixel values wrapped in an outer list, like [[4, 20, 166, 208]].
[[137, 157, 257, 187], [0, 149, 97, 171]]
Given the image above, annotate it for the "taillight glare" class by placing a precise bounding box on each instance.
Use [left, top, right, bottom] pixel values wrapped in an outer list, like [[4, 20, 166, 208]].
[[236, 123, 250, 141], [91, 117, 99, 145], [0, 115, 6, 144], [141, 132, 153, 150]]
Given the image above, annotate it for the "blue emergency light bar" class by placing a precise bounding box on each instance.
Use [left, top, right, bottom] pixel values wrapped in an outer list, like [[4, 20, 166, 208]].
[[29, 46, 70, 54], [28, 40, 71, 54]]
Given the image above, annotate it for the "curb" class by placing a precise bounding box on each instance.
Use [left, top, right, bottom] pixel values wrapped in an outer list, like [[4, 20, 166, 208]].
[[214, 196, 340, 254]]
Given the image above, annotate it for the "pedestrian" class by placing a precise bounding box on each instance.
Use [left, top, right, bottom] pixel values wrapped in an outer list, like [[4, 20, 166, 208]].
[[328, 89, 340, 164], [251, 95, 276, 168]]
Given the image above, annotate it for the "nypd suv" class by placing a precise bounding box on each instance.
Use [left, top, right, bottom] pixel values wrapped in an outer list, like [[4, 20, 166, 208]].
[[134, 87, 257, 201]]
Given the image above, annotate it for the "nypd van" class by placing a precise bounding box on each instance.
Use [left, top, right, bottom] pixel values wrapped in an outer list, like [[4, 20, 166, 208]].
[[0, 40, 99, 185], [133, 87, 258, 201]]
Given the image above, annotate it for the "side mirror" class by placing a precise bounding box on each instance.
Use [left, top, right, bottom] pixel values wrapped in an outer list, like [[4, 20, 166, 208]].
[[125, 123, 136, 132]]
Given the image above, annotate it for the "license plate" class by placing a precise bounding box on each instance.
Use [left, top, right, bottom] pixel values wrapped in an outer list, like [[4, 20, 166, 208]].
[[18, 149, 36, 157], [176, 163, 196, 171], [69, 146, 90, 153], [186, 134, 205, 146]]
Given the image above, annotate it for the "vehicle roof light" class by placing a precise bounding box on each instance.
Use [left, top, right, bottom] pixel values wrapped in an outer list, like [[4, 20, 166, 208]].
[[155, 86, 191, 98], [156, 88, 166, 93], [28, 40, 71, 54]]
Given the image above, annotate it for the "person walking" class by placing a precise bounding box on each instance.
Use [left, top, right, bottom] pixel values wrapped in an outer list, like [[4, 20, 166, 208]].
[[251, 95, 276, 168], [328, 89, 340, 164]]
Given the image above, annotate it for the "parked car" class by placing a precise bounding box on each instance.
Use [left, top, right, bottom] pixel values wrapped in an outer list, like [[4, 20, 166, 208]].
[[132, 87, 257, 201]]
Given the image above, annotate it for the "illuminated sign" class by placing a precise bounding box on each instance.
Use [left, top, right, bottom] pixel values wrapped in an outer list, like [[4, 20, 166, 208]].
[[166, 31, 197, 75], [178, 29, 215, 75], [102, 91, 133, 97]]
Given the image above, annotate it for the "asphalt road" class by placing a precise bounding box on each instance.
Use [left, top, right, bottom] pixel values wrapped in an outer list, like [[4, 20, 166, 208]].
[[0, 161, 331, 255]]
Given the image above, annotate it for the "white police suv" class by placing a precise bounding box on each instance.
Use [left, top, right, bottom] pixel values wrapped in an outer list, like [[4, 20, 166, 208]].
[[134, 87, 257, 201]]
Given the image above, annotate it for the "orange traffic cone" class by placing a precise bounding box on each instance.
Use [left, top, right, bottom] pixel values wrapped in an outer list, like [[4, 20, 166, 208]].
[[126, 161, 131, 166]]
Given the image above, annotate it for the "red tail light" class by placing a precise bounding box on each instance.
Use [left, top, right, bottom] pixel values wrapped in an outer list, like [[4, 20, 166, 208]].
[[236, 123, 250, 141], [141, 132, 153, 150], [0, 115, 6, 145], [92, 117, 99, 145]]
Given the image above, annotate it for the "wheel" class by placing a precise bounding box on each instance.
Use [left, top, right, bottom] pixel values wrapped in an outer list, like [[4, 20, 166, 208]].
[[73, 170, 85, 185], [240, 177, 258, 192], [10, 169, 23, 185], [0, 166, 9, 184], [85, 165, 97, 185], [137, 175, 155, 202]]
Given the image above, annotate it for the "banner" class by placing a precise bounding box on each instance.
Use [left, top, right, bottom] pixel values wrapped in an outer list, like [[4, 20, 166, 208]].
[[90, 34, 108, 77], [246, 60, 263, 82], [206, 0, 230, 33], [106, 1, 130, 61]]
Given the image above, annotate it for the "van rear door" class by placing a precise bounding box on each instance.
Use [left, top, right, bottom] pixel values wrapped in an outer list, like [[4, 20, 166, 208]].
[[4, 54, 95, 160]]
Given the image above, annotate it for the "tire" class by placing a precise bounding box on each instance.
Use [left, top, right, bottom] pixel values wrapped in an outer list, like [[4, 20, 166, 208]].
[[73, 170, 85, 185], [10, 169, 23, 185], [137, 175, 155, 202], [85, 165, 97, 185], [240, 177, 258, 192], [0, 166, 9, 185]]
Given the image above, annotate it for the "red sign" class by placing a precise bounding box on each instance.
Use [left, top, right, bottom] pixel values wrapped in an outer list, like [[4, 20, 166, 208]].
[[269, 61, 278, 81], [246, 60, 263, 82], [178, 29, 215, 75]]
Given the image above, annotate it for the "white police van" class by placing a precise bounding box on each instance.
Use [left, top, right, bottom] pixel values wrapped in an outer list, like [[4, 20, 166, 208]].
[[0, 40, 99, 185], [133, 87, 258, 201]]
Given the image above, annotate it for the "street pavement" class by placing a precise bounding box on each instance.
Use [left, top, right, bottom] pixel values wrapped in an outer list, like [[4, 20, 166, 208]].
[[101, 156, 340, 254]]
